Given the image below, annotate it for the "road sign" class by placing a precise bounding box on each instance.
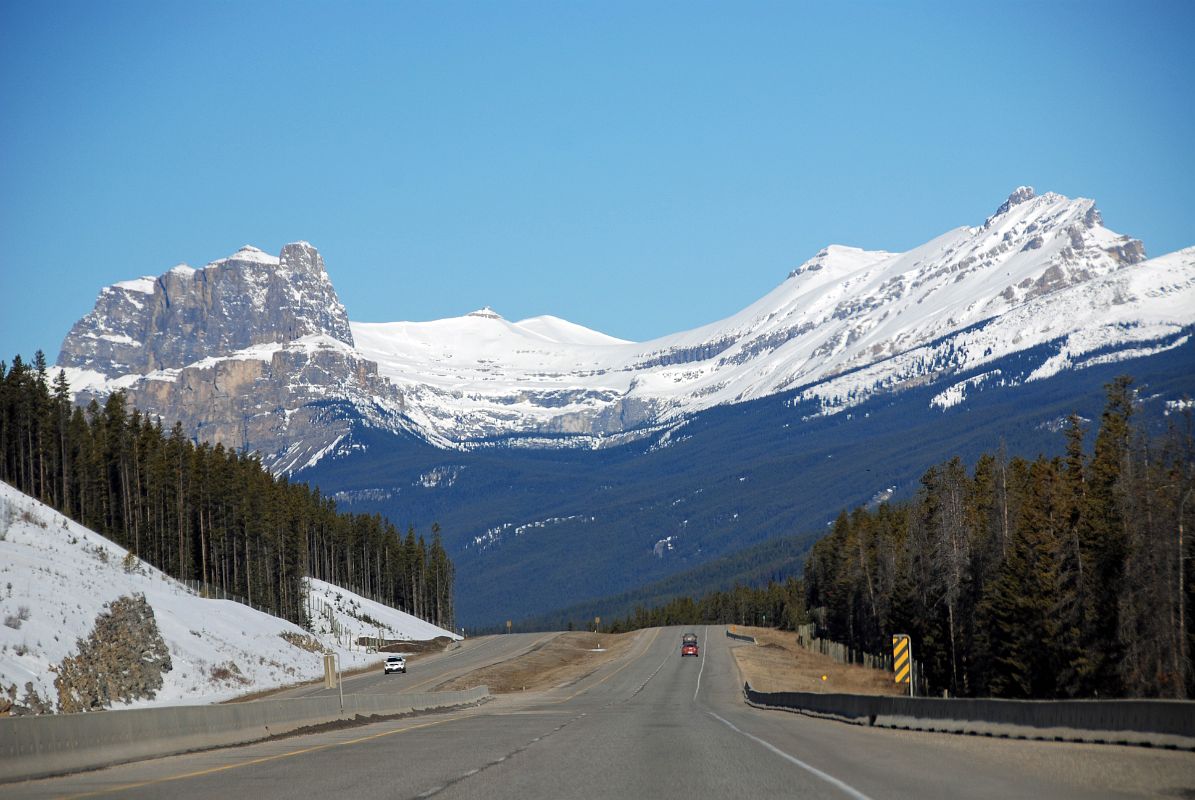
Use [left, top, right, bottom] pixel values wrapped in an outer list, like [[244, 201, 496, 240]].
[[506, 620, 512, 633], [893, 634, 912, 694], [323, 653, 338, 689]]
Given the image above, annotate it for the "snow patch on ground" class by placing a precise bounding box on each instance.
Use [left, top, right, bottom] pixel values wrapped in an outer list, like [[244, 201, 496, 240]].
[[306, 577, 460, 644], [0, 481, 453, 713]]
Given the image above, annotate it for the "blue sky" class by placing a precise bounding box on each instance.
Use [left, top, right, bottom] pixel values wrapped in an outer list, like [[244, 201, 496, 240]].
[[2, 1, 1192, 361]]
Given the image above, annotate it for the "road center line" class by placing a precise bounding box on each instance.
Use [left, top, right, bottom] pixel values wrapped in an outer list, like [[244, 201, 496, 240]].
[[706, 710, 875, 800], [693, 627, 708, 701], [51, 714, 471, 800], [557, 627, 661, 702]]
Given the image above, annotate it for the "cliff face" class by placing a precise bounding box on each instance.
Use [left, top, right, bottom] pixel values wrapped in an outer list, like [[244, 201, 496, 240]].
[[59, 243, 404, 472], [58, 242, 353, 377]]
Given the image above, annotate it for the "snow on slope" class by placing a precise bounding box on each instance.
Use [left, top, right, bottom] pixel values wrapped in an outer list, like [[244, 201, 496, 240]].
[[0, 481, 455, 713], [307, 577, 461, 643], [351, 188, 1192, 445]]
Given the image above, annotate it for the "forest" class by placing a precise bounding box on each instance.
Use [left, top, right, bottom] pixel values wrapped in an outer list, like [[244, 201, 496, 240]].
[[0, 352, 455, 631], [804, 377, 1193, 699], [602, 578, 806, 634], [598, 378, 1193, 700]]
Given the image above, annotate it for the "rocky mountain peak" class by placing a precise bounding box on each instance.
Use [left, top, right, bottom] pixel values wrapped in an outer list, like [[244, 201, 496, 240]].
[[57, 242, 353, 377], [994, 185, 1037, 216]]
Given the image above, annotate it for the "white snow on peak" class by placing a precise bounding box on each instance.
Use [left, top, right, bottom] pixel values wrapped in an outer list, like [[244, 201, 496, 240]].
[[168, 264, 196, 276], [114, 276, 157, 294], [221, 245, 280, 266], [788, 245, 893, 280], [515, 315, 632, 346], [467, 307, 503, 320]]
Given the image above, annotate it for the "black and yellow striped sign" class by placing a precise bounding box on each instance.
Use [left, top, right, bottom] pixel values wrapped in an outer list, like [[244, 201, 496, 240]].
[[893, 634, 911, 684]]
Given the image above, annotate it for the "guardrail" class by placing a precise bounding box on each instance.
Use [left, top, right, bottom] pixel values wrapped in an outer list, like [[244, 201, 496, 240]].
[[0, 686, 489, 784], [726, 629, 757, 644], [743, 682, 1195, 750]]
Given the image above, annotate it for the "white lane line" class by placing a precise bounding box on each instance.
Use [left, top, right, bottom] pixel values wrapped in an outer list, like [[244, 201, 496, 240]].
[[706, 711, 875, 800], [694, 627, 708, 701], [629, 649, 674, 698]]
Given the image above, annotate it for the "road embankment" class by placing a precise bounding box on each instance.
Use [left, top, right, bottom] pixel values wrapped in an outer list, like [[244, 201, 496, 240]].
[[0, 686, 488, 784]]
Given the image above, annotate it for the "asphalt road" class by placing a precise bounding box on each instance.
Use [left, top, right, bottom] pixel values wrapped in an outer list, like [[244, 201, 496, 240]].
[[8, 628, 1194, 799], [269, 631, 561, 700]]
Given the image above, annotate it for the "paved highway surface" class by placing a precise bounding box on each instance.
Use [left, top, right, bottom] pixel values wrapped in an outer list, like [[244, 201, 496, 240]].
[[7, 628, 1193, 799], [269, 631, 561, 700]]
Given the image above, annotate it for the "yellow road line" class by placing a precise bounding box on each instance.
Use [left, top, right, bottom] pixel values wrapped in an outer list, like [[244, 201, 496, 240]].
[[52, 629, 658, 799], [52, 715, 468, 800]]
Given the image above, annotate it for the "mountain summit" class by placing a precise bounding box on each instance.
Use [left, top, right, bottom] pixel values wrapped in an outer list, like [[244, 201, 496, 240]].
[[58, 241, 353, 378], [56, 189, 1194, 470]]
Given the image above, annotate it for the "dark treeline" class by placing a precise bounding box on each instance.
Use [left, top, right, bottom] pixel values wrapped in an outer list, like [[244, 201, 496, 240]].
[[0, 353, 454, 630], [805, 377, 1194, 699], [603, 578, 807, 634]]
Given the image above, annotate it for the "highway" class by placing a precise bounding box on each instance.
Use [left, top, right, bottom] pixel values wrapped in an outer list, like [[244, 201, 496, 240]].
[[269, 631, 562, 700], [7, 628, 1193, 799]]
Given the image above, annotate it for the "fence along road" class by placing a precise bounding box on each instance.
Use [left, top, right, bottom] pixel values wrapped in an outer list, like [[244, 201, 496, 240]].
[[7, 627, 1194, 799]]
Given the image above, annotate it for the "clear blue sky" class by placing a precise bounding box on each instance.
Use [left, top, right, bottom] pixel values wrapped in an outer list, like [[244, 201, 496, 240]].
[[2, 1, 1192, 362]]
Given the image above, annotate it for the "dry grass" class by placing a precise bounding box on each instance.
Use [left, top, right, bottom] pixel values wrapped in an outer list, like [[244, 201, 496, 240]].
[[436, 632, 636, 694], [729, 626, 905, 696]]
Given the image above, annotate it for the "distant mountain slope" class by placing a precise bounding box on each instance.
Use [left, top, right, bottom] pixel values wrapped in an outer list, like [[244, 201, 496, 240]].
[[0, 482, 453, 714], [301, 334, 1195, 625]]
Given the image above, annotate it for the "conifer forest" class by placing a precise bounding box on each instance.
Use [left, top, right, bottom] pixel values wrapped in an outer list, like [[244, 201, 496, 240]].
[[805, 377, 1194, 699], [0, 353, 455, 631]]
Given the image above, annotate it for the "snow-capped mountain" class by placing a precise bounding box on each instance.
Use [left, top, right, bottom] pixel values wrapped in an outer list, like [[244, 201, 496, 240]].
[[56, 188, 1195, 469], [354, 186, 1189, 445]]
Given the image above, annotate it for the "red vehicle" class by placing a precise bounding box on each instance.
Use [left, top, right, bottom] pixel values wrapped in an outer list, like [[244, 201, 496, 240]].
[[681, 633, 699, 657]]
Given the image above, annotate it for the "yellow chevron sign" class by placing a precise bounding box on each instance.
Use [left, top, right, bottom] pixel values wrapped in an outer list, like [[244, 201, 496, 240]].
[[893, 634, 911, 684]]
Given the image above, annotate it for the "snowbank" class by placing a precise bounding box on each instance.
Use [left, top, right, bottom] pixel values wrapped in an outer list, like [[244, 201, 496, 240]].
[[0, 481, 453, 713]]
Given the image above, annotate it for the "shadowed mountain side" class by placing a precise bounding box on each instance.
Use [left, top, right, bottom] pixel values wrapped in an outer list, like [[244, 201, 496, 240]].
[[298, 332, 1195, 626]]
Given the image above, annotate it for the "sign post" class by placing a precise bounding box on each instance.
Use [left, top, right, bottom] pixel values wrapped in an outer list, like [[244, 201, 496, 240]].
[[892, 634, 912, 696], [594, 616, 601, 633], [323, 652, 344, 712]]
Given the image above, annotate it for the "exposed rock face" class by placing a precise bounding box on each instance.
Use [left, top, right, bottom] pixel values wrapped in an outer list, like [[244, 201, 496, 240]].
[[58, 242, 353, 377], [58, 243, 403, 472], [991, 185, 1037, 218], [108, 336, 405, 474], [54, 594, 172, 713]]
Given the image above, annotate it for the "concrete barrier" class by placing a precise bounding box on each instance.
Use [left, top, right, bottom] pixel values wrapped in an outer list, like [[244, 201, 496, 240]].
[[743, 683, 1195, 750], [0, 686, 488, 784]]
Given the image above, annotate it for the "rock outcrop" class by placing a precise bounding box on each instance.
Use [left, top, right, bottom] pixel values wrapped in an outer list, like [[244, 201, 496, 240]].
[[58, 242, 353, 376], [54, 594, 172, 713], [58, 243, 406, 472]]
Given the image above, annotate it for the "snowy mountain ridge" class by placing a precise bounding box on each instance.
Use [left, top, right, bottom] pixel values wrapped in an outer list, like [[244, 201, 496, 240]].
[[352, 186, 1189, 445], [55, 187, 1195, 468]]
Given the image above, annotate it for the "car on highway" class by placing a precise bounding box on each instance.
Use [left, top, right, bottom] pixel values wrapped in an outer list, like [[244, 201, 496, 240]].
[[383, 654, 407, 674], [681, 633, 699, 657]]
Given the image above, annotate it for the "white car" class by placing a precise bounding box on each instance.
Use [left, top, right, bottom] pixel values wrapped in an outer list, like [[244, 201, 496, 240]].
[[383, 655, 407, 674]]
